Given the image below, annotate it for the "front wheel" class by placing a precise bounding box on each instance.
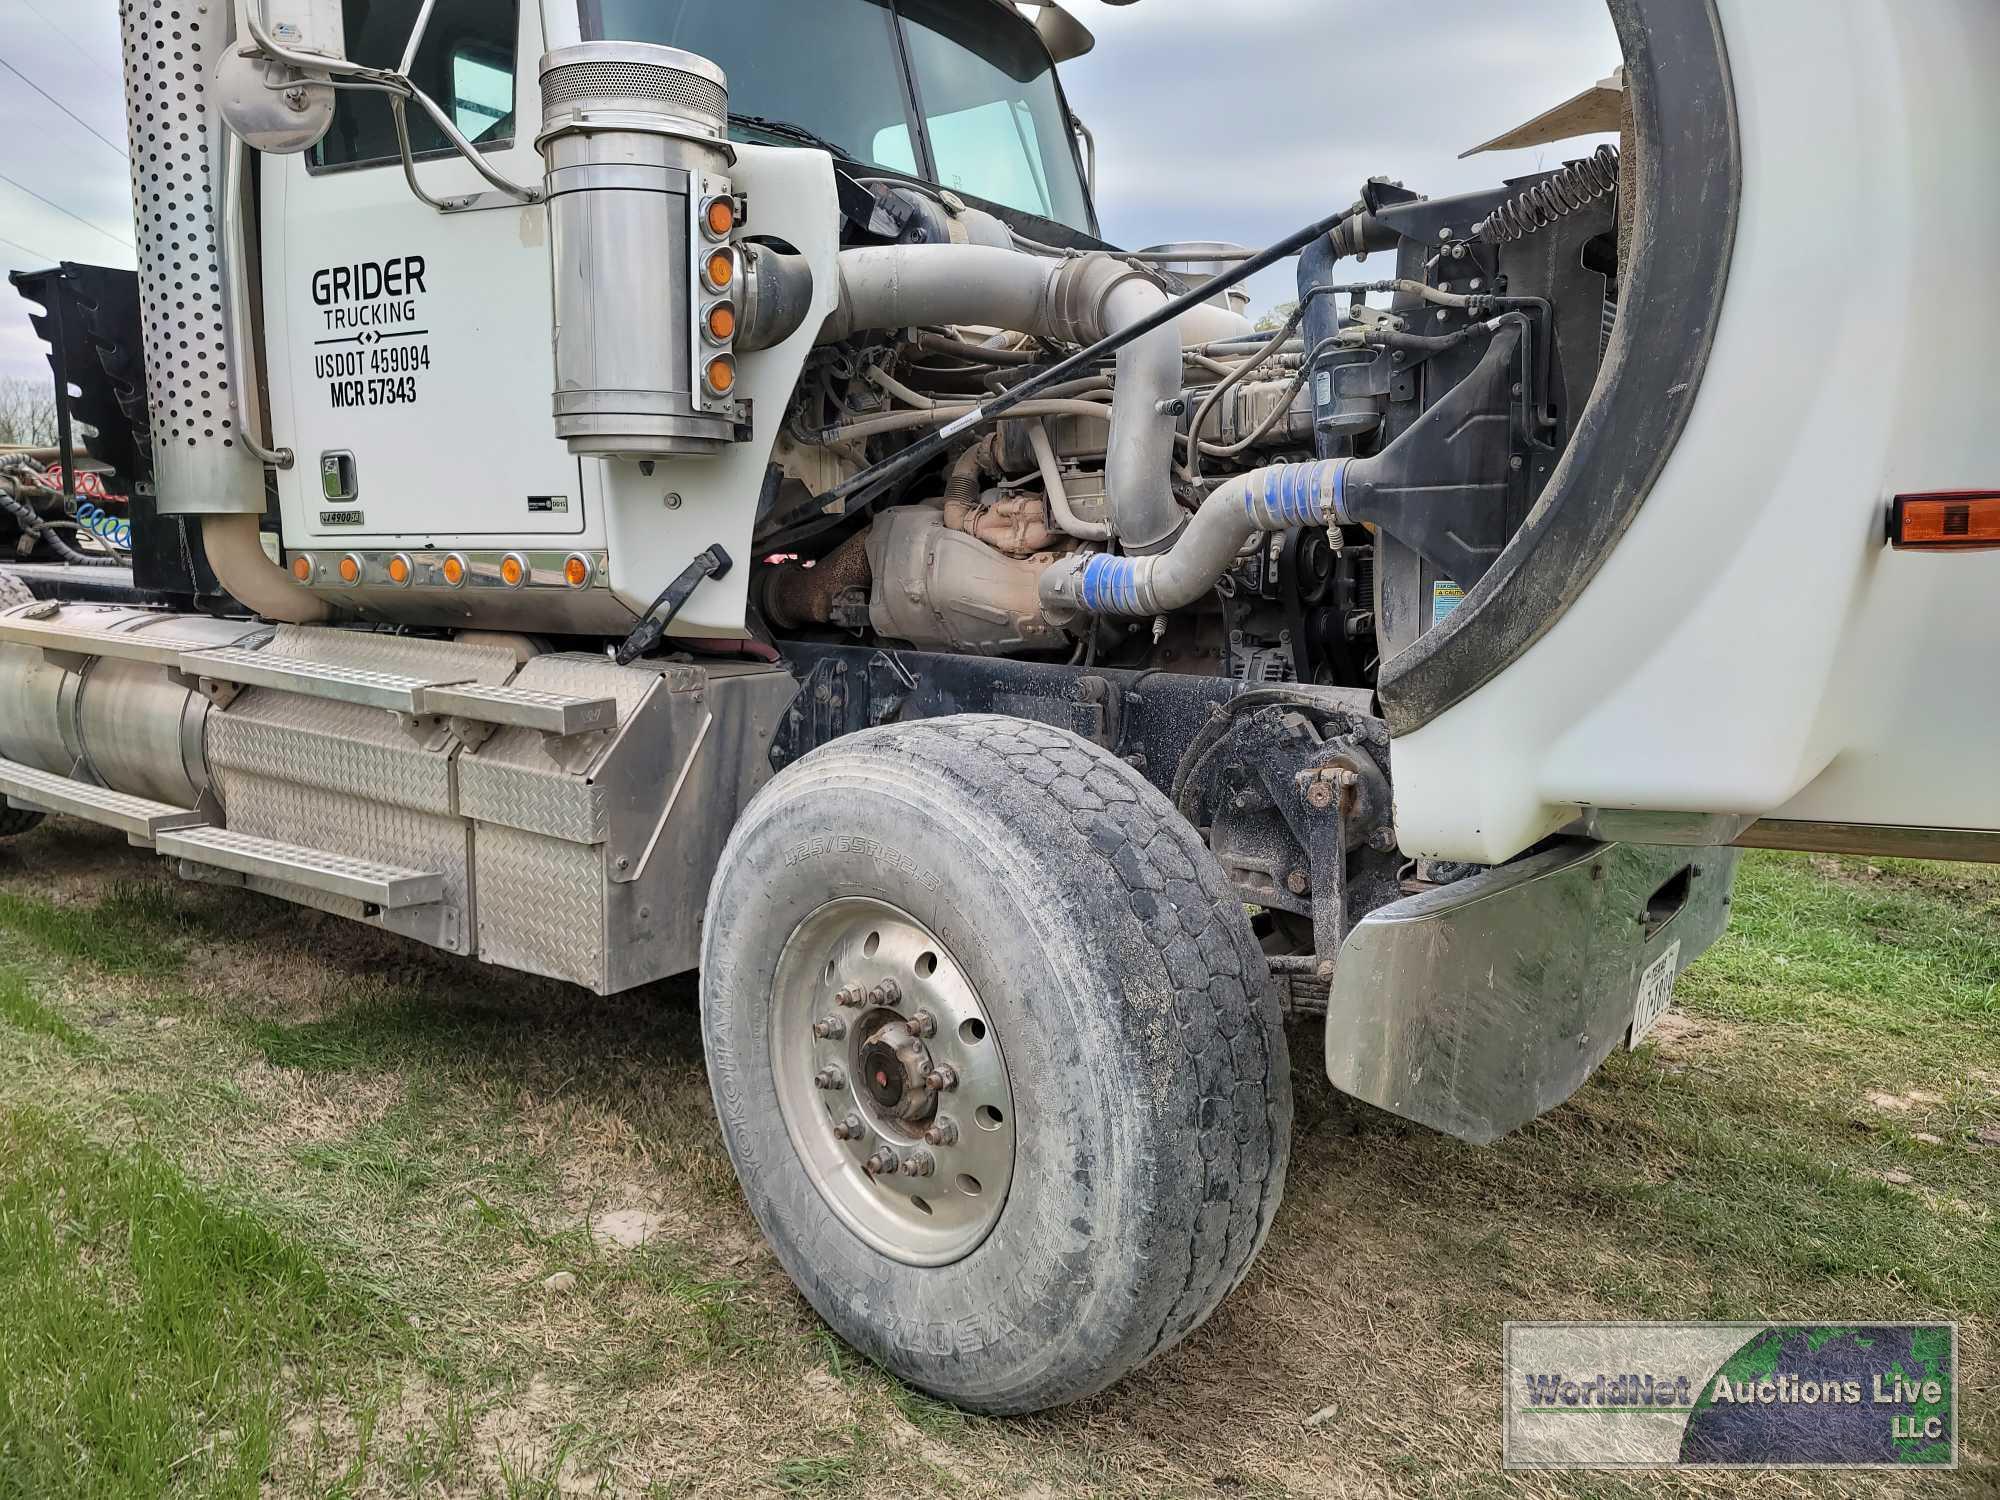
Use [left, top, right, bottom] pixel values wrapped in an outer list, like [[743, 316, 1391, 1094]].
[[700, 715, 1290, 1414]]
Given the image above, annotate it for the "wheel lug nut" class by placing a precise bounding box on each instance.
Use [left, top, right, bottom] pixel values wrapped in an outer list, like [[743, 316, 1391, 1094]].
[[900, 1150, 935, 1178], [864, 1147, 900, 1176], [814, 1066, 844, 1090], [831, 1114, 864, 1141], [812, 1016, 846, 1040], [835, 986, 863, 1008], [908, 1009, 937, 1038], [923, 1118, 958, 1147], [868, 978, 901, 1006], [924, 1065, 958, 1092]]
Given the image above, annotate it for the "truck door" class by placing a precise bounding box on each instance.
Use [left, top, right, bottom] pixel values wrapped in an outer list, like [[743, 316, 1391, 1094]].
[[260, 0, 592, 550]]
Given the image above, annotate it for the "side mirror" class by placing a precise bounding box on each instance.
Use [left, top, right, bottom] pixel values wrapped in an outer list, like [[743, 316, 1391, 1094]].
[[217, 0, 345, 154]]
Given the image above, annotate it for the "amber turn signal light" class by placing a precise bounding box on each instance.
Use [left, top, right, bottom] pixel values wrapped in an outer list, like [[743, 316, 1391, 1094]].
[[1889, 492, 2000, 551]]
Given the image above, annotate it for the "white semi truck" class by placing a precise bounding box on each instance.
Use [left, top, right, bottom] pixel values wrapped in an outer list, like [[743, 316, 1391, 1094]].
[[1, 0, 1993, 1414]]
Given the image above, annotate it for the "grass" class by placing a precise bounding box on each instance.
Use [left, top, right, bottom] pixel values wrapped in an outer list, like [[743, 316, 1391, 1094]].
[[0, 824, 1993, 1498], [0, 1106, 395, 1499]]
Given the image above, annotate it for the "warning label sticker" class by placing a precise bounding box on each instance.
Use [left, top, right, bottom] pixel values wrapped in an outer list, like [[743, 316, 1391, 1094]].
[[1431, 580, 1466, 627]]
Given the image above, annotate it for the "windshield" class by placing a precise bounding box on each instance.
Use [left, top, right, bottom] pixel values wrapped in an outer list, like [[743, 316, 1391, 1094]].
[[582, 0, 1093, 233]]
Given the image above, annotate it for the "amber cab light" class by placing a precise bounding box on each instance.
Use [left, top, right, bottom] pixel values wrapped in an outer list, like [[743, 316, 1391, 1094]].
[[1889, 492, 2000, 551]]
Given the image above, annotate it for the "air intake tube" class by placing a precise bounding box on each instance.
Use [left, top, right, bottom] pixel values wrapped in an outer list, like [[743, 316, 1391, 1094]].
[[819, 246, 1188, 553], [1041, 322, 1522, 617]]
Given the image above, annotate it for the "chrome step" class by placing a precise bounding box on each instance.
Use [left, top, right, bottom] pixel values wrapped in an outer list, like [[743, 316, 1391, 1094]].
[[0, 616, 194, 669], [179, 648, 617, 732], [422, 682, 617, 735], [178, 647, 465, 714], [155, 826, 443, 908], [0, 756, 209, 841]]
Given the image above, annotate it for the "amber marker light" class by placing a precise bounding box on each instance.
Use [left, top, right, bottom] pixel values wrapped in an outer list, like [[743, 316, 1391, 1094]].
[[441, 553, 467, 587], [705, 301, 737, 343], [290, 555, 314, 583], [1889, 492, 2000, 551], [499, 553, 528, 588], [702, 196, 736, 239], [387, 553, 412, 586], [563, 554, 592, 588], [702, 247, 736, 292], [337, 554, 361, 585], [704, 354, 737, 398]]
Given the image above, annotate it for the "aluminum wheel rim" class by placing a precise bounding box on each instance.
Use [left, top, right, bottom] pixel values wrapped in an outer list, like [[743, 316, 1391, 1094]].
[[770, 898, 1016, 1266]]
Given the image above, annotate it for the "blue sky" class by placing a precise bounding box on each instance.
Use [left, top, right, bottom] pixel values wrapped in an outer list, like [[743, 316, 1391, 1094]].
[[0, 0, 1619, 383]]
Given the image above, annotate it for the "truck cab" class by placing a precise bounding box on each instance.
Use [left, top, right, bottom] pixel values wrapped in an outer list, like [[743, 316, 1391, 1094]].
[[259, 0, 1105, 636]]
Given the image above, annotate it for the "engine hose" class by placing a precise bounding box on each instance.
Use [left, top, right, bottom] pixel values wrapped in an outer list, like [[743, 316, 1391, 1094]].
[[820, 204, 1364, 511], [1475, 144, 1620, 243], [1042, 322, 1522, 617]]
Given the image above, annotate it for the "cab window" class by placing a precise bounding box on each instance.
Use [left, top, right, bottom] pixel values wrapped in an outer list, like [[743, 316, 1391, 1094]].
[[310, 0, 518, 172]]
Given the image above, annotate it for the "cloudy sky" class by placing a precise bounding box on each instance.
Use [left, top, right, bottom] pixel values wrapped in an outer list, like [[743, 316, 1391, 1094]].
[[0, 0, 1619, 383]]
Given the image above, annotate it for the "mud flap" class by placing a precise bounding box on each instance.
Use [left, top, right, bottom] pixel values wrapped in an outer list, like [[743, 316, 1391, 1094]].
[[1322, 839, 1740, 1144]]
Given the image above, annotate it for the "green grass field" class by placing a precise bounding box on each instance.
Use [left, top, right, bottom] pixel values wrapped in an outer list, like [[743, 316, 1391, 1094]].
[[0, 822, 1993, 1498]]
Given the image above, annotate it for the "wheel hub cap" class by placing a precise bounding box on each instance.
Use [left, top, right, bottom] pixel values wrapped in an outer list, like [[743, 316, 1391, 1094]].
[[770, 898, 1016, 1266]]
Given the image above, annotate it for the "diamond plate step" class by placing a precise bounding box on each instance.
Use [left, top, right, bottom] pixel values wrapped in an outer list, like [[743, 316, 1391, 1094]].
[[180, 648, 617, 732], [422, 682, 618, 735], [0, 756, 209, 841], [179, 647, 467, 713], [0, 617, 194, 668], [156, 826, 444, 908]]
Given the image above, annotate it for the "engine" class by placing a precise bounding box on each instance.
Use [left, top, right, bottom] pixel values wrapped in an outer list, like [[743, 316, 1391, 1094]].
[[749, 154, 1623, 696]]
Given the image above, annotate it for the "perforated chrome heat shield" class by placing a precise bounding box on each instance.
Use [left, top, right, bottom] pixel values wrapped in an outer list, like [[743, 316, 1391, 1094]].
[[120, 0, 266, 514]]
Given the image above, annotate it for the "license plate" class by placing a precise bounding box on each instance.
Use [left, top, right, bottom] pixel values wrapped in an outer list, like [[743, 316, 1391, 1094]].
[[1628, 939, 1682, 1048]]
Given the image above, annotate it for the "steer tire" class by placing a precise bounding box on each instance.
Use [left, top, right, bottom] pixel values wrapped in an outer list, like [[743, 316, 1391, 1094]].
[[0, 571, 34, 611], [701, 714, 1290, 1414]]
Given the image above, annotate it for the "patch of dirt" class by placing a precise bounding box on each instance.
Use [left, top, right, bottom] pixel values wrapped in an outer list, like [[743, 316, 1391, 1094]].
[[1864, 1089, 1946, 1114], [1647, 1007, 1740, 1061], [589, 1206, 665, 1250]]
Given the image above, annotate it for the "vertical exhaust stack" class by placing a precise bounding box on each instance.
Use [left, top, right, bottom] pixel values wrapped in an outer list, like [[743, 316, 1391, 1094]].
[[122, 0, 334, 619], [537, 43, 741, 459], [120, 0, 268, 518]]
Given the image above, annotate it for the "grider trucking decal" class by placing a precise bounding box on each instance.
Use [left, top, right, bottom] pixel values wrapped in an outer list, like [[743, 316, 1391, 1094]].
[[310, 256, 431, 409]]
